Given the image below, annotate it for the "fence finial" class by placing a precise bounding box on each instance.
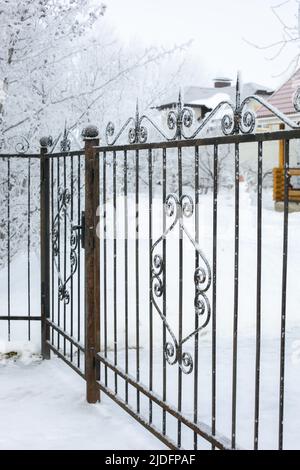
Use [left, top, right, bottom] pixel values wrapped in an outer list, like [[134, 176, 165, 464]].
[[178, 88, 183, 110], [60, 122, 71, 152], [40, 136, 53, 148], [82, 125, 99, 140], [236, 71, 241, 109], [136, 99, 139, 122]]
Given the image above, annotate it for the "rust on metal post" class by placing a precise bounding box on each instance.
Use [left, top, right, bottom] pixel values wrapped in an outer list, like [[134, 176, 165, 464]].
[[83, 125, 100, 403], [40, 136, 52, 360]]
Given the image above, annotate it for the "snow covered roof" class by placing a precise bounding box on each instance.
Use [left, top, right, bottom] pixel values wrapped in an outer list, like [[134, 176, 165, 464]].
[[155, 82, 273, 111], [190, 92, 231, 109]]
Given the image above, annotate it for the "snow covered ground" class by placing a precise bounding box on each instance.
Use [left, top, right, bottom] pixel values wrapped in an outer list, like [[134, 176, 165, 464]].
[[1, 184, 300, 450], [0, 355, 165, 450]]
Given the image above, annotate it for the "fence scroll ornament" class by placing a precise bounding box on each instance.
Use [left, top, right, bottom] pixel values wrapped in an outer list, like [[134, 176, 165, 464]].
[[151, 194, 211, 375], [0, 135, 30, 154], [52, 188, 80, 304], [105, 73, 300, 145]]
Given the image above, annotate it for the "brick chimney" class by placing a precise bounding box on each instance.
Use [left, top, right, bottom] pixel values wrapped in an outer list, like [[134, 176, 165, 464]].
[[213, 77, 232, 88]]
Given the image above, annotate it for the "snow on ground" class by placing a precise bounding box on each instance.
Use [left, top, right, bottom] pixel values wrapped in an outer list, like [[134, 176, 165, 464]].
[[1, 184, 300, 449], [0, 356, 165, 450]]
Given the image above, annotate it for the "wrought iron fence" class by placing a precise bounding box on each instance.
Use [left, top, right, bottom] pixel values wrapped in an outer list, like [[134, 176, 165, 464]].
[[93, 128, 300, 450], [1, 75, 300, 450], [43, 145, 86, 376], [91, 76, 300, 450], [0, 151, 41, 341]]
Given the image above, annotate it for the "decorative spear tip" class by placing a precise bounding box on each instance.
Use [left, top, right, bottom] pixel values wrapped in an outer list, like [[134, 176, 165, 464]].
[[235, 71, 242, 109], [178, 88, 182, 106], [236, 71, 242, 90], [136, 98, 139, 117]]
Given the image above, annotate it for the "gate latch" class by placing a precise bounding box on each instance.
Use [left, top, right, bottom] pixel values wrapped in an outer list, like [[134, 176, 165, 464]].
[[72, 211, 85, 249]]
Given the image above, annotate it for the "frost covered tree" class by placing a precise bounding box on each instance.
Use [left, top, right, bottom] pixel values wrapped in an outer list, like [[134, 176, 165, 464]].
[[0, 1, 188, 267], [247, 0, 300, 76], [0, 0, 107, 147], [0, 0, 187, 149]]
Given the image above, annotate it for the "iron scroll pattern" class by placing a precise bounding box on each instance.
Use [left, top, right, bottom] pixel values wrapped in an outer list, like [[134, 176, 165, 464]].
[[151, 194, 211, 375], [105, 74, 300, 145], [0, 135, 30, 154], [52, 188, 79, 304]]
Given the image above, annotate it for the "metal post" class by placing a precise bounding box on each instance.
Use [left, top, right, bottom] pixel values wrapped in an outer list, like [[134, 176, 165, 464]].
[[40, 136, 51, 360], [279, 123, 285, 169], [83, 125, 100, 403]]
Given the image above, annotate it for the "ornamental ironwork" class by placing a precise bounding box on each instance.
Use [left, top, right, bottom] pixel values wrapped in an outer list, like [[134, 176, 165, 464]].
[[105, 73, 300, 145], [52, 187, 80, 304], [60, 126, 71, 152], [151, 194, 211, 375], [0, 135, 30, 154]]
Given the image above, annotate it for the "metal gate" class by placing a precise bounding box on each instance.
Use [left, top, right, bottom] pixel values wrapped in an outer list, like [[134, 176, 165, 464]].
[[1, 76, 300, 450], [87, 80, 300, 450]]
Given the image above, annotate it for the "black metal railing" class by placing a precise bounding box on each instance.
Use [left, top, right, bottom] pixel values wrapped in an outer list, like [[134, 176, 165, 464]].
[[0, 152, 41, 341], [46, 148, 86, 377], [93, 127, 298, 450], [1, 75, 300, 450]]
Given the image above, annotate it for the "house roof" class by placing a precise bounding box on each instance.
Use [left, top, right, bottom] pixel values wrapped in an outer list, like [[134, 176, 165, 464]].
[[156, 82, 273, 110], [257, 68, 300, 118], [155, 86, 219, 109]]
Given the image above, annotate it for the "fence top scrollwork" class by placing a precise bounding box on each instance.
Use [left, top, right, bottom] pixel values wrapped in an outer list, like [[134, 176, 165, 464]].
[[105, 72, 300, 146], [0, 135, 30, 155]]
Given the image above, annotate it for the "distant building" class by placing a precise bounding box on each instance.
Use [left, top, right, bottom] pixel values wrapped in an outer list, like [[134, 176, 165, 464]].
[[256, 68, 300, 131], [154, 78, 275, 175], [252, 69, 300, 173], [155, 77, 273, 124]]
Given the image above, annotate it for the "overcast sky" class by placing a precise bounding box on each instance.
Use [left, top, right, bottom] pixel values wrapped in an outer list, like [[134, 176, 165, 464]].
[[104, 0, 299, 91]]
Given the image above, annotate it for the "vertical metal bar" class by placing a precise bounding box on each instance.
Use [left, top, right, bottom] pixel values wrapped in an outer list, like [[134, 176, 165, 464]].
[[212, 144, 218, 449], [57, 155, 61, 351], [103, 151, 108, 386], [279, 139, 289, 450], [113, 150, 118, 394], [7, 157, 11, 341], [232, 143, 240, 449], [94, 146, 101, 396], [83, 127, 100, 403], [63, 155, 67, 355], [51, 155, 54, 345], [162, 147, 167, 435], [77, 154, 81, 368], [124, 150, 129, 403], [40, 139, 50, 359], [254, 141, 263, 450], [136, 149, 140, 413], [177, 146, 183, 449], [70, 155, 74, 362], [194, 146, 200, 450], [148, 148, 153, 424], [27, 157, 31, 340]]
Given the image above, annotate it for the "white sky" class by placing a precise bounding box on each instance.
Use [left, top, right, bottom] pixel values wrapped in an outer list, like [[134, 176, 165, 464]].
[[104, 0, 300, 90]]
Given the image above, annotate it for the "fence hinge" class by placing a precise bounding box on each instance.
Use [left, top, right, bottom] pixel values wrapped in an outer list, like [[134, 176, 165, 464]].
[[72, 211, 85, 249]]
